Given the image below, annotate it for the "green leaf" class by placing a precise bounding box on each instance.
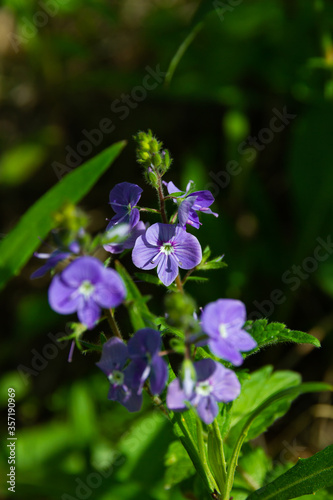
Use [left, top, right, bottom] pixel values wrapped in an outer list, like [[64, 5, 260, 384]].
[[246, 444, 333, 500], [0, 140, 126, 291], [207, 419, 227, 494], [197, 255, 228, 271], [164, 440, 195, 489], [134, 272, 163, 286], [226, 367, 301, 447], [115, 261, 155, 330], [185, 276, 209, 283], [227, 383, 332, 500], [171, 411, 217, 494], [232, 445, 272, 493], [116, 411, 173, 484], [202, 245, 211, 263], [79, 340, 102, 353], [244, 319, 321, 355], [100, 332, 108, 345]]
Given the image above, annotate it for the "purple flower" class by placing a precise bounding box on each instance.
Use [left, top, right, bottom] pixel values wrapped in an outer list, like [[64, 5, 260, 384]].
[[166, 181, 218, 229], [31, 240, 81, 279], [96, 337, 142, 412], [132, 223, 202, 287], [128, 328, 168, 395], [201, 299, 257, 366], [104, 221, 146, 254], [48, 256, 126, 329], [31, 250, 73, 279], [108, 182, 143, 229], [167, 359, 240, 424]]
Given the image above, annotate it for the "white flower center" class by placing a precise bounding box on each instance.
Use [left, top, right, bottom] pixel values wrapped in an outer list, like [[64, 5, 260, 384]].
[[79, 280, 95, 298], [160, 242, 174, 255], [108, 370, 124, 386], [219, 323, 228, 339], [196, 381, 213, 397]]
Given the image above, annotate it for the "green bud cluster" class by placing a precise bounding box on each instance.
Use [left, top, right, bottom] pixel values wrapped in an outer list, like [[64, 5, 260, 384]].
[[133, 130, 172, 188]]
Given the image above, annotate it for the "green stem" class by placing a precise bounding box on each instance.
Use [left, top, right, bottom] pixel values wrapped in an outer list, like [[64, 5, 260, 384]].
[[138, 207, 161, 214], [175, 274, 184, 293], [105, 308, 123, 339], [213, 419, 227, 485], [157, 177, 168, 224], [196, 418, 219, 493], [144, 384, 170, 419], [182, 266, 197, 285]]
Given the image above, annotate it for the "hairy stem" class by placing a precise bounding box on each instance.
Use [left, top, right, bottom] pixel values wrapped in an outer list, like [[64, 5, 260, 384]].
[[157, 177, 168, 224], [105, 308, 123, 340], [175, 274, 184, 293]]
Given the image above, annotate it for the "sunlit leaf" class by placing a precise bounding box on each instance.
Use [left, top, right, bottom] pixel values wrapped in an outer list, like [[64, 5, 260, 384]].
[[0, 141, 126, 290]]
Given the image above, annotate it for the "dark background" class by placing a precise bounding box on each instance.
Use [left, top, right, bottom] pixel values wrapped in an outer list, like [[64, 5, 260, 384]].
[[0, 1, 333, 499]]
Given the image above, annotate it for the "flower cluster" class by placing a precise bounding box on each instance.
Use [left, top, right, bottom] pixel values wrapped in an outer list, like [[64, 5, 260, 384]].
[[96, 329, 168, 411], [95, 296, 256, 423], [32, 131, 257, 425]]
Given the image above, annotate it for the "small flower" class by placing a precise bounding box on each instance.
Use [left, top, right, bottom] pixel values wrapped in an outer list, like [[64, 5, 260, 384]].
[[96, 337, 142, 412], [167, 359, 240, 424], [31, 249, 73, 279], [31, 237, 81, 279], [181, 359, 197, 398], [48, 256, 126, 329], [166, 181, 218, 229], [108, 182, 143, 229], [201, 299, 257, 366], [128, 328, 168, 395], [104, 221, 146, 254], [132, 223, 202, 287]]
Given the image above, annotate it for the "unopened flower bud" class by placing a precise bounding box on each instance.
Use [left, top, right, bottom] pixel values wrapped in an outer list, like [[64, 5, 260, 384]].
[[138, 151, 150, 161], [152, 153, 162, 167], [147, 170, 159, 188], [150, 138, 160, 153], [181, 359, 196, 398]]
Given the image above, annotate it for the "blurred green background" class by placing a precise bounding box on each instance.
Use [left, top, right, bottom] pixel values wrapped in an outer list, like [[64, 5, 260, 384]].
[[1, 0, 333, 498]]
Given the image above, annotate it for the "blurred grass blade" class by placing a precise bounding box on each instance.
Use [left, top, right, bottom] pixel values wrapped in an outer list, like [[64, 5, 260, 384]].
[[165, 22, 203, 86], [246, 444, 333, 500], [165, 0, 225, 86], [0, 140, 126, 291]]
